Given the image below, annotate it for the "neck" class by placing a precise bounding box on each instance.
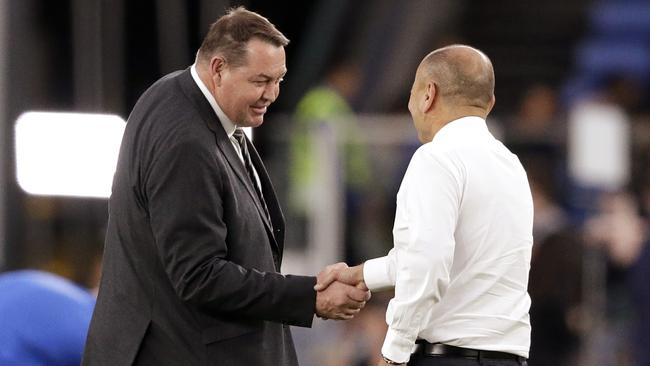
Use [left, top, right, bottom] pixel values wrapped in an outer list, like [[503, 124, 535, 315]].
[[444, 105, 488, 122], [425, 105, 488, 142], [195, 62, 216, 95]]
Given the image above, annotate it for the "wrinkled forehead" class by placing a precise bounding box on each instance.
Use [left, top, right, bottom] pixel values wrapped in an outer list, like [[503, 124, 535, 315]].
[[241, 40, 286, 70]]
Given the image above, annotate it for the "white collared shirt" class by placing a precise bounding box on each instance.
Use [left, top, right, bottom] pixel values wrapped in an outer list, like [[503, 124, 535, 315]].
[[190, 64, 263, 191], [364, 116, 534, 363]]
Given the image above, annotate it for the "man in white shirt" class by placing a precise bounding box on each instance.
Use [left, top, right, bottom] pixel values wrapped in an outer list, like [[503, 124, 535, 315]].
[[316, 45, 533, 366]]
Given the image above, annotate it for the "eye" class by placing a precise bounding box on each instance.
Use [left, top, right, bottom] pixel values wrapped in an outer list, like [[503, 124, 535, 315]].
[[252, 80, 266, 86]]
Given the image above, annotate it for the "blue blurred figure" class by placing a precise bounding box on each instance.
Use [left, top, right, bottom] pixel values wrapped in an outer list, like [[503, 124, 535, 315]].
[[0, 270, 95, 366]]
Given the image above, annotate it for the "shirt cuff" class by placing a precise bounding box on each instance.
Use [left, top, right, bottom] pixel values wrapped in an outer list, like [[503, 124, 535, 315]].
[[381, 327, 415, 363], [363, 256, 394, 292]]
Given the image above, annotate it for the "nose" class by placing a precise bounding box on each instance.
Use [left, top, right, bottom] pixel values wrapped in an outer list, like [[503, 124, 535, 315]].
[[262, 82, 280, 103]]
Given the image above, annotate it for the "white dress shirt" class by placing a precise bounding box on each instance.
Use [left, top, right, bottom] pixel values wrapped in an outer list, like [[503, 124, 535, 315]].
[[190, 64, 263, 191], [364, 116, 534, 363]]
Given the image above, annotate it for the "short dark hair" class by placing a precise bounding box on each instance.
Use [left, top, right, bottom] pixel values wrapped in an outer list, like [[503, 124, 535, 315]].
[[197, 7, 289, 67], [420, 45, 495, 109]]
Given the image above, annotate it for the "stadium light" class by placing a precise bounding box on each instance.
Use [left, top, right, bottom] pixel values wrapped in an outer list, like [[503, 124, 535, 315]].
[[14, 111, 126, 199]]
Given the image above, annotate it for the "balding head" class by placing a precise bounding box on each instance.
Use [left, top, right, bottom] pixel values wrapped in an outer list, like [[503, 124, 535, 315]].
[[408, 45, 495, 143], [417, 44, 494, 109]]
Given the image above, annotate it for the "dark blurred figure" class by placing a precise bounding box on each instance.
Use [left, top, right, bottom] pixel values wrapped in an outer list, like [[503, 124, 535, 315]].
[[582, 192, 646, 366], [526, 166, 581, 365], [630, 235, 650, 366], [529, 169, 569, 251], [528, 228, 583, 366], [634, 158, 650, 366], [0, 270, 95, 366], [628, 162, 650, 366], [505, 83, 566, 242], [506, 84, 563, 143], [601, 75, 644, 114]]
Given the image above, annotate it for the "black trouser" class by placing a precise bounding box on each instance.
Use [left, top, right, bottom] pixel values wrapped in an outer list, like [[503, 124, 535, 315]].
[[409, 353, 528, 366]]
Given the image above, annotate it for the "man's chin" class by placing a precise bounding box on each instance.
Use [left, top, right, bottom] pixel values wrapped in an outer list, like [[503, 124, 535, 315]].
[[246, 116, 265, 128]]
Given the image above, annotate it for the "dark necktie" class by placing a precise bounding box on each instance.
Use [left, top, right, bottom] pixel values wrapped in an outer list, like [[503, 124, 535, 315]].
[[232, 128, 272, 225]]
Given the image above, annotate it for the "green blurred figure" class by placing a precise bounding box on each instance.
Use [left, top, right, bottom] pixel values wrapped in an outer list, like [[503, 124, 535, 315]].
[[290, 60, 371, 261]]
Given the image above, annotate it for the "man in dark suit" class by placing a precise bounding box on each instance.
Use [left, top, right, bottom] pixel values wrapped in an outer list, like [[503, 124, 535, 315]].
[[82, 7, 369, 366]]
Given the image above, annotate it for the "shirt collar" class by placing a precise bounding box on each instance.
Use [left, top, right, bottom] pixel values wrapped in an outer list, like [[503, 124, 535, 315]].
[[433, 115, 488, 143], [190, 63, 237, 138]]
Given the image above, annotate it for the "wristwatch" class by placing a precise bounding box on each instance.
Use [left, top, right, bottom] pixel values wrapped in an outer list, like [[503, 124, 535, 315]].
[[382, 355, 403, 365]]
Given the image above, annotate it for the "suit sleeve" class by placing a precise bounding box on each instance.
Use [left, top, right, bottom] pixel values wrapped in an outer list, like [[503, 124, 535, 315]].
[[145, 136, 315, 327]]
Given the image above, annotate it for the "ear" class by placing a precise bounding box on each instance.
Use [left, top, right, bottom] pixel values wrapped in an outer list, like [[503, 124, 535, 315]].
[[421, 81, 436, 113], [486, 94, 496, 115], [209, 56, 226, 85]]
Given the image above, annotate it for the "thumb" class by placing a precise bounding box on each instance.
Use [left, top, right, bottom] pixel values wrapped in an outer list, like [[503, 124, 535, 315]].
[[314, 271, 338, 291]]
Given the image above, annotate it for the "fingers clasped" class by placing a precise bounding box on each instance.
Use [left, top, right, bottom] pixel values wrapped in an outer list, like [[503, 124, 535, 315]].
[[314, 263, 370, 320], [315, 263, 366, 291]]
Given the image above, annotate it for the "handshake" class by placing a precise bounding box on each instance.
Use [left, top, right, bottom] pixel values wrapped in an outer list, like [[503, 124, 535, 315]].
[[313, 263, 369, 320]]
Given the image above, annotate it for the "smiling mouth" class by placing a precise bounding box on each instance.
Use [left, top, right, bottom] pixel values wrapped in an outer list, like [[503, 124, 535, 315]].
[[251, 105, 268, 115]]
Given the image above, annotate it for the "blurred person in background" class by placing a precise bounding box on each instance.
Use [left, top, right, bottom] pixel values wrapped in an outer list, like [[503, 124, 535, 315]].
[[524, 161, 579, 366], [498, 79, 578, 366], [316, 45, 533, 366], [582, 191, 648, 366], [0, 270, 95, 366], [519, 133, 580, 366], [504, 83, 567, 253], [565, 70, 647, 366], [290, 59, 370, 208], [505, 84, 563, 144], [527, 225, 583, 366], [290, 58, 372, 263], [632, 162, 650, 366], [83, 7, 369, 366], [527, 165, 568, 250]]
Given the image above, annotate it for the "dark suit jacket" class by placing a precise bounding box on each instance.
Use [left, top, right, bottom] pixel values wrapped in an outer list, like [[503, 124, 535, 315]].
[[82, 68, 316, 366]]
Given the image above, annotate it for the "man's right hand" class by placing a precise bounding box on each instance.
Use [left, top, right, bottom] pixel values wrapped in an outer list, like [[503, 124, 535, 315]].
[[315, 280, 370, 320]]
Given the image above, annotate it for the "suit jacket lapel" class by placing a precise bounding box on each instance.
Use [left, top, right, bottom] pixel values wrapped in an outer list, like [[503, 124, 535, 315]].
[[246, 138, 285, 256], [176, 68, 280, 252]]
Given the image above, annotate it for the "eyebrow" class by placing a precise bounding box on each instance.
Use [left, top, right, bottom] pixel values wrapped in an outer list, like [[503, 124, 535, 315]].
[[255, 70, 287, 80]]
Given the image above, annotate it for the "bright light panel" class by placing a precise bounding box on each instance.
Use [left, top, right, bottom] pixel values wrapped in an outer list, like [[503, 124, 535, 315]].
[[15, 112, 126, 198], [568, 102, 630, 190]]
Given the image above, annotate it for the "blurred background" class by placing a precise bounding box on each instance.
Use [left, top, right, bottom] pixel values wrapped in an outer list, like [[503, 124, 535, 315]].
[[1, 0, 649, 365]]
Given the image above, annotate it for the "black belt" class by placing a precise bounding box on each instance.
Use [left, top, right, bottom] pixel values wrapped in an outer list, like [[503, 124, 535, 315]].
[[413, 341, 526, 362]]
